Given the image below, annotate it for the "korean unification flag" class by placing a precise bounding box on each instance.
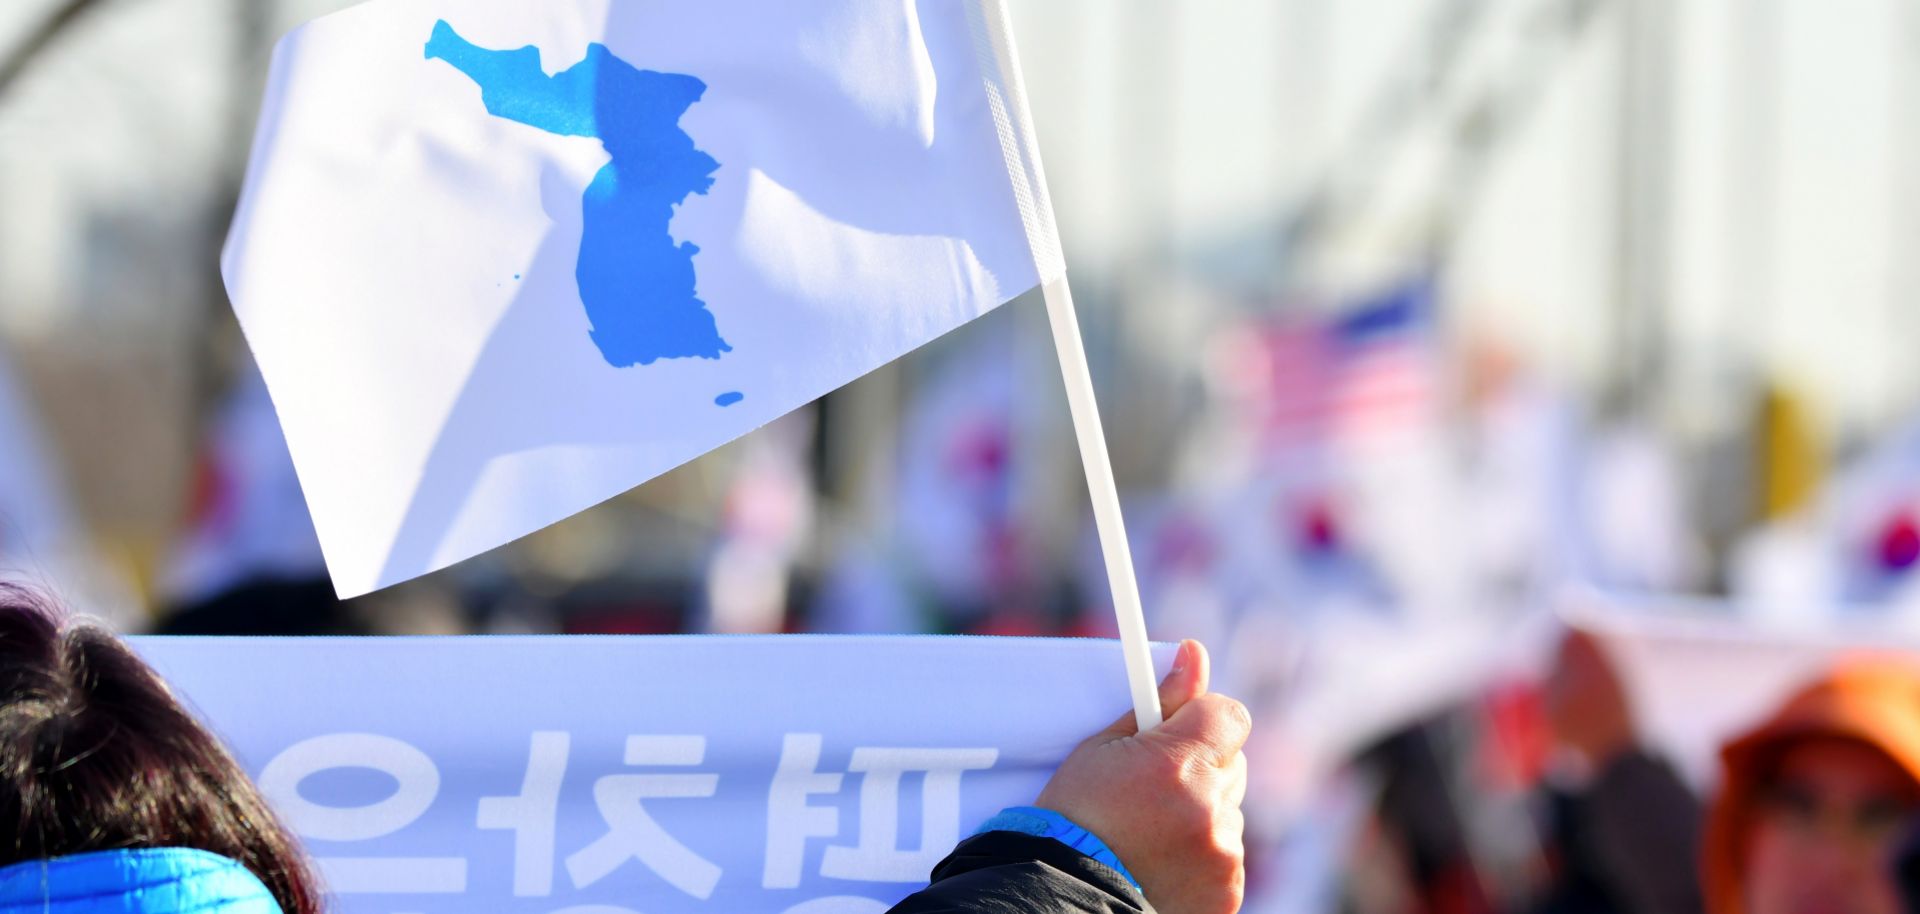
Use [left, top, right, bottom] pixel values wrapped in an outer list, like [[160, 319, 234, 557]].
[[224, 0, 1063, 597]]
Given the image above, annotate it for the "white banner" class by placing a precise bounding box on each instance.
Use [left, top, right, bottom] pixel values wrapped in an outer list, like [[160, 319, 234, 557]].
[[132, 635, 1171, 913]]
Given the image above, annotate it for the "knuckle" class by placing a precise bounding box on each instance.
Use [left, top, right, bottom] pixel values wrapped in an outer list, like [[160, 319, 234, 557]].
[[1221, 840, 1246, 873], [1197, 850, 1245, 914], [1218, 847, 1245, 879], [1220, 804, 1246, 837], [1190, 693, 1252, 742], [1214, 813, 1245, 855], [1214, 695, 1253, 739], [1226, 750, 1249, 783], [1224, 866, 1248, 910]]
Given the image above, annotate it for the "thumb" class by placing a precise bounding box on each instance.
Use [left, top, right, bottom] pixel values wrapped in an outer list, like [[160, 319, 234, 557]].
[[1158, 639, 1209, 719], [1096, 640, 1209, 740]]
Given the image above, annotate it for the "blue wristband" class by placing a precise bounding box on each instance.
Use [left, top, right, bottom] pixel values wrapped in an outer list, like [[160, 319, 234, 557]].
[[974, 806, 1141, 891]]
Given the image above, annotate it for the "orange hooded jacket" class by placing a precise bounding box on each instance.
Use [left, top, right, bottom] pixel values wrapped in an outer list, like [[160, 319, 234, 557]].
[[1703, 660, 1920, 914]]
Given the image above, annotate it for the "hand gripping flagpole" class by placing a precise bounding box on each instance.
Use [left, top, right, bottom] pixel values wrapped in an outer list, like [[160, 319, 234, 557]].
[[972, 0, 1163, 731]]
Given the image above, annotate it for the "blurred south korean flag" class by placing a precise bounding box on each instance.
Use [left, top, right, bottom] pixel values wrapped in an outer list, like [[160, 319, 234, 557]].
[[223, 0, 1064, 597]]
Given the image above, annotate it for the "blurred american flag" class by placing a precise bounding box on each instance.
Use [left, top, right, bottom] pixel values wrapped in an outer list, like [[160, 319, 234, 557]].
[[1260, 278, 1439, 446]]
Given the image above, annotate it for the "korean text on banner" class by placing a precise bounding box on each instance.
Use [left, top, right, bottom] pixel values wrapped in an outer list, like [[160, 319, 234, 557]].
[[135, 635, 1174, 913]]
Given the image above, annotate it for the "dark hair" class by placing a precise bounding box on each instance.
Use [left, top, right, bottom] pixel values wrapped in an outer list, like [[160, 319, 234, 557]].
[[0, 583, 325, 913]]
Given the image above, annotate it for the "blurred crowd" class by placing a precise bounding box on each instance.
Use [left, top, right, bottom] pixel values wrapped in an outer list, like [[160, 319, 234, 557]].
[[13, 269, 1920, 913]]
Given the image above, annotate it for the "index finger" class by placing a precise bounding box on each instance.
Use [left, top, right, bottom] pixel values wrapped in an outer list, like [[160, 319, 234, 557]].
[[1159, 691, 1252, 765]]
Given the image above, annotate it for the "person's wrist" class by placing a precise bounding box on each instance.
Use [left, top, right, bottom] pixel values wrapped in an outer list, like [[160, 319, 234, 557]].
[[975, 805, 1141, 891]]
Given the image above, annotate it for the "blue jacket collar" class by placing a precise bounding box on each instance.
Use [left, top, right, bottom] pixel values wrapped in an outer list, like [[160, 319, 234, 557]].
[[0, 848, 282, 913]]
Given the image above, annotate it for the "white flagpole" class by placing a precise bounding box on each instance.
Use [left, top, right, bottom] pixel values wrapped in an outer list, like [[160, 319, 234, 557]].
[[974, 0, 1162, 730], [1041, 277, 1163, 731]]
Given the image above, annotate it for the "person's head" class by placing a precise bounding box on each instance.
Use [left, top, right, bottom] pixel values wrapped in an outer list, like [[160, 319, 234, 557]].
[[0, 584, 324, 913], [1704, 660, 1920, 914]]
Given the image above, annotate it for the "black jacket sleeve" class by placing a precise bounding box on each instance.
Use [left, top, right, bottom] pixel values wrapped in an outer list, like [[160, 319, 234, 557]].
[[885, 831, 1154, 914]]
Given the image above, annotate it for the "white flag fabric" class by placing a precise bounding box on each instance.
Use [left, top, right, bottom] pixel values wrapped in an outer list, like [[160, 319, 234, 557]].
[[224, 0, 1062, 596], [133, 635, 1172, 913]]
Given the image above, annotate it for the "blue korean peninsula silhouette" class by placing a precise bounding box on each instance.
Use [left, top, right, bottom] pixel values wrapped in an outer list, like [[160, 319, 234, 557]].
[[426, 20, 729, 368]]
